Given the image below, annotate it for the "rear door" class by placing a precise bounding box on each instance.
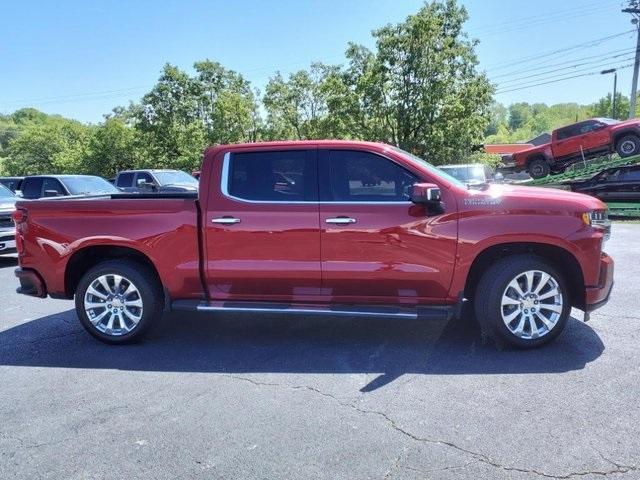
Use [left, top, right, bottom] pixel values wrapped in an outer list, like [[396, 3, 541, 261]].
[[318, 149, 457, 303], [204, 148, 321, 301], [580, 120, 610, 153]]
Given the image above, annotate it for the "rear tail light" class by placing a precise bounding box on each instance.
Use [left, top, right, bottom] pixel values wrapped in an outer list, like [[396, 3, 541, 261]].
[[12, 208, 27, 224]]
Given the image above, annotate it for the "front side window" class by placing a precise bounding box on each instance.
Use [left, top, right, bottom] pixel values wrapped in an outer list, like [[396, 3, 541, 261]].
[[621, 168, 640, 182], [227, 150, 316, 202], [42, 178, 66, 196], [324, 150, 418, 202]]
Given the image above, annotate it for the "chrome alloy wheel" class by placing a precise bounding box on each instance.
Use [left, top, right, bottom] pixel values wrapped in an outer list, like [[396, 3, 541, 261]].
[[83, 274, 144, 336], [620, 140, 636, 155], [500, 270, 563, 340]]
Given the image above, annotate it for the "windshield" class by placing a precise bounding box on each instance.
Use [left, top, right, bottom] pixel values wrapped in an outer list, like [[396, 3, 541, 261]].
[[439, 165, 486, 183], [0, 184, 15, 198], [597, 118, 620, 125], [154, 171, 198, 186], [62, 176, 118, 195], [391, 147, 466, 188]]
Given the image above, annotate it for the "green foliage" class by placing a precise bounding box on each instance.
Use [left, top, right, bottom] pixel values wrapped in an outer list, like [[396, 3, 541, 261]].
[[466, 151, 502, 168]]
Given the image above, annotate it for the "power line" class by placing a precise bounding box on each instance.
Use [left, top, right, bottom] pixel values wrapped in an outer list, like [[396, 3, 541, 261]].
[[490, 47, 635, 79], [496, 63, 633, 94], [494, 55, 636, 86], [485, 30, 635, 71]]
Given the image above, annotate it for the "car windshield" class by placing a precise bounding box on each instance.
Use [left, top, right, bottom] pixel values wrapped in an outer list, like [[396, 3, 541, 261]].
[[154, 171, 198, 186], [0, 184, 15, 198], [391, 147, 466, 188], [596, 118, 620, 125], [62, 176, 118, 195], [439, 165, 486, 183]]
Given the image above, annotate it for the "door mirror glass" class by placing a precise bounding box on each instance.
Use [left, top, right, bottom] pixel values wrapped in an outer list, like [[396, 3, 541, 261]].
[[43, 189, 60, 197], [410, 183, 441, 203]]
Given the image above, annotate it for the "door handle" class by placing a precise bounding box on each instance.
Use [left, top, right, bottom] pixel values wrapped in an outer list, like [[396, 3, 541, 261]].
[[325, 217, 356, 224], [212, 217, 241, 225]]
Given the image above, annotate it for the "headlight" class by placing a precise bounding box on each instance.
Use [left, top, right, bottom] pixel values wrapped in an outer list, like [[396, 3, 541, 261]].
[[582, 210, 611, 241]]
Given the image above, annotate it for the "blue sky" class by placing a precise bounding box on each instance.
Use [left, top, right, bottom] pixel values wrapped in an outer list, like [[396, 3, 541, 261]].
[[0, 0, 633, 123]]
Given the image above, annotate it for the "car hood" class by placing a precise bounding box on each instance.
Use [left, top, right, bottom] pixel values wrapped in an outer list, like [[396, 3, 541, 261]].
[[460, 183, 606, 213]]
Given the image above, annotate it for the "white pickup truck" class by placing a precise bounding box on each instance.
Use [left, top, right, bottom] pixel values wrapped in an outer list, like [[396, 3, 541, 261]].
[[0, 184, 17, 254]]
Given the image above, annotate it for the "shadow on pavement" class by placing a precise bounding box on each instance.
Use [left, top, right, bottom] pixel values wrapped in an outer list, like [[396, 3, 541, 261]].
[[0, 309, 604, 391], [0, 256, 18, 269]]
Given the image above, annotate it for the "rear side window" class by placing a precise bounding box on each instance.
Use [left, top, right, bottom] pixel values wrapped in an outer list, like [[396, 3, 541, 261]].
[[116, 172, 134, 188], [323, 150, 418, 202], [226, 150, 316, 202], [21, 178, 43, 199], [621, 168, 640, 182]]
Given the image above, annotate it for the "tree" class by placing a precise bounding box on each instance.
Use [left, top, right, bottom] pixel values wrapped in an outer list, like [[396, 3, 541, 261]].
[[335, 0, 494, 162], [85, 118, 145, 178], [5, 117, 92, 175], [589, 93, 632, 120]]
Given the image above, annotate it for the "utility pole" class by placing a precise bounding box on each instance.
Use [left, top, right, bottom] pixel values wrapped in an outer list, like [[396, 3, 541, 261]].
[[601, 68, 618, 118], [623, 1, 640, 118]]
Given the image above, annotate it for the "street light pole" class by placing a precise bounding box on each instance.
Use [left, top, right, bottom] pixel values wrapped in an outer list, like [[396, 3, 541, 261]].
[[601, 68, 618, 118]]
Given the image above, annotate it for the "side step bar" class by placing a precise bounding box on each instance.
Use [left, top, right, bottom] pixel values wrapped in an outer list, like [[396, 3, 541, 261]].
[[171, 300, 454, 321]]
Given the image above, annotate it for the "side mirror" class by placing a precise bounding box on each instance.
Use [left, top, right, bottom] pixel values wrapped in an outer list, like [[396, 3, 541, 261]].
[[410, 183, 441, 204], [43, 189, 60, 198], [593, 123, 605, 130], [139, 181, 156, 191], [494, 172, 505, 183]]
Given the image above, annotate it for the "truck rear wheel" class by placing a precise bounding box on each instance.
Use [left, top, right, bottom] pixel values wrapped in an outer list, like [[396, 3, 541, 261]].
[[616, 134, 640, 157], [74, 260, 163, 344], [474, 255, 570, 348], [527, 158, 550, 179]]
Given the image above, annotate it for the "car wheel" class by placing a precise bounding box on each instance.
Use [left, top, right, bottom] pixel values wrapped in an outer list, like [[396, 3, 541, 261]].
[[75, 260, 163, 344], [474, 255, 570, 348], [616, 134, 640, 157], [527, 158, 550, 179]]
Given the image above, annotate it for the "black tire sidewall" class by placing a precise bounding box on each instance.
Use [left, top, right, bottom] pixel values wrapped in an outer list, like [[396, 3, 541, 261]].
[[75, 260, 162, 344], [475, 256, 571, 349], [616, 135, 640, 158], [528, 159, 549, 179]]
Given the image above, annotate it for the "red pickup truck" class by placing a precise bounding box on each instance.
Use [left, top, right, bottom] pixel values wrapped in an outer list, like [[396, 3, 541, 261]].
[[512, 118, 640, 178], [13, 140, 613, 348]]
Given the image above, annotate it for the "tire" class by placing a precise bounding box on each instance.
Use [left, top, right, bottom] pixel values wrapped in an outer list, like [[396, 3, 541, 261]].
[[527, 158, 550, 179], [616, 134, 640, 158], [74, 260, 163, 344], [474, 255, 571, 349]]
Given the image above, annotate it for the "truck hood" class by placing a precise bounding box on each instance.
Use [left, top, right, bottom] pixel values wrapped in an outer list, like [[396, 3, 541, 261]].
[[461, 183, 606, 213]]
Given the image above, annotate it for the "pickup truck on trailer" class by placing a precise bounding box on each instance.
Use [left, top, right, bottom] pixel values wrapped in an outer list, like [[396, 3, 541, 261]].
[[13, 140, 614, 348], [512, 117, 640, 178]]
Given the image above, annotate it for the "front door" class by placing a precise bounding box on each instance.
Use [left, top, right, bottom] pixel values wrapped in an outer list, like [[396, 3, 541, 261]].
[[204, 148, 321, 301], [318, 149, 457, 304]]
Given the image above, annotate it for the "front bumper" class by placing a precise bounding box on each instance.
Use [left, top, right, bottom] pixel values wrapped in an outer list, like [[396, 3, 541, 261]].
[[15, 267, 47, 298], [584, 252, 614, 312]]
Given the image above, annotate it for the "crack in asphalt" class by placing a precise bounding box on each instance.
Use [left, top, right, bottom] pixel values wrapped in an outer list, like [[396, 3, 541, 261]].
[[225, 374, 639, 479]]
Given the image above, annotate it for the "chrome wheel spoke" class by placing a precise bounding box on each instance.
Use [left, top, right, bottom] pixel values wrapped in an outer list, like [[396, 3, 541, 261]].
[[501, 269, 563, 340], [84, 274, 143, 336]]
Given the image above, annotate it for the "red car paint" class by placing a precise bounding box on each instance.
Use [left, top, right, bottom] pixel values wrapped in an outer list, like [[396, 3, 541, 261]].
[[512, 118, 640, 177], [13, 140, 613, 314]]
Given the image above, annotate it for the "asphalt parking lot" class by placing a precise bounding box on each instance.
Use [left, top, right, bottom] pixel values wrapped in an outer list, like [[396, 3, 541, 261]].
[[1, 225, 639, 480]]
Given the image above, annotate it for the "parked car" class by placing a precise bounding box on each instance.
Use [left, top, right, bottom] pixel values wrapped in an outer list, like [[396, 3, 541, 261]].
[[0, 176, 24, 193], [18, 175, 118, 199], [511, 118, 640, 179], [13, 140, 613, 349], [438, 164, 495, 186], [115, 169, 198, 193], [563, 164, 640, 202], [0, 183, 17, 254]]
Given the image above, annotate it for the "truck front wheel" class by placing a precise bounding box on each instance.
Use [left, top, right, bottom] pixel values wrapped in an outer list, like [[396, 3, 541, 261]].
[[527, 158, 550, 179], [474, 255, 570, 348], [75, 260, 163, 344], [616, 134, 640, 157]]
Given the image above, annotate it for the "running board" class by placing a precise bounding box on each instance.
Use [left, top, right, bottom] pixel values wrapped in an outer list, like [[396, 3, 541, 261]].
[[171, 300, 453, 321]]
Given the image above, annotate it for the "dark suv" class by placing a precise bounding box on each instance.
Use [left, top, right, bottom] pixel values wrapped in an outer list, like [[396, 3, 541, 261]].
[[19, 175, 118, 199]]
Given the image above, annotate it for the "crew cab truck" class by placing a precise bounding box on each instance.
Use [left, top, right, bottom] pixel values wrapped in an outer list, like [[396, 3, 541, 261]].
[[513, 117, 640, 179], [13, 140, 614, 348]]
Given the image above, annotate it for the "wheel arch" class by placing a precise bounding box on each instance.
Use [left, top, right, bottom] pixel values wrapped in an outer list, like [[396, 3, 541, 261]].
[[612, 129, 640, 146], [525, 153, 549, 167], [464, 242, 586, 309], [65, 245, 163, 301]]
